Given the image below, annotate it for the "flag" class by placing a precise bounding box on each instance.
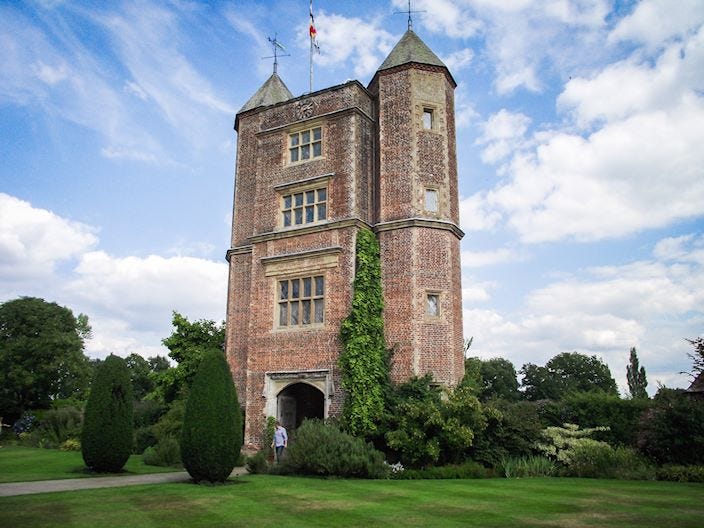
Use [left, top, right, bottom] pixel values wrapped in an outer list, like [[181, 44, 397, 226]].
[[309, 0, 317, 39]]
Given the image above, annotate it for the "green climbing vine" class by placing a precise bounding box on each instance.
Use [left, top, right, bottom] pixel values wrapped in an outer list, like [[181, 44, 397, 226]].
[[339, 228, 389, 438]]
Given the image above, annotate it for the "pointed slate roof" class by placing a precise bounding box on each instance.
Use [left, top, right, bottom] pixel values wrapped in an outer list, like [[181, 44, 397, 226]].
[[238, 72, 293, 114], [685, 371, 704, 394], [378, 29, 447, 72]]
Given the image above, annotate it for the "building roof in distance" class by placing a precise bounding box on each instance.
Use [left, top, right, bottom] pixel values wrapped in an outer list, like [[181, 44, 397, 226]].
[[686, 371, 704, 394]]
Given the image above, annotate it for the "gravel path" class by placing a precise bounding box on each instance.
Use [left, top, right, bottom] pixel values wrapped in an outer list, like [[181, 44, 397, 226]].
[[0, 467, 248, 497]]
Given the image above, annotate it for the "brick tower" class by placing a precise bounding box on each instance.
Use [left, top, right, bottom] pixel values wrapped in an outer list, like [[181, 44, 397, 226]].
[[225, 29, 464, 450]]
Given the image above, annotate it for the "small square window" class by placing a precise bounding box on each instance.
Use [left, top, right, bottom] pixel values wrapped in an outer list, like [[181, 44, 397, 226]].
[[425, 189, 438, 213], [426, 294, 440, 317], [422, 109, 433, 130]]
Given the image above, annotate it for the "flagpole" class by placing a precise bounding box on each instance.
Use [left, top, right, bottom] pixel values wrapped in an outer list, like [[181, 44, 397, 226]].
[[309, 0, 314, 93]]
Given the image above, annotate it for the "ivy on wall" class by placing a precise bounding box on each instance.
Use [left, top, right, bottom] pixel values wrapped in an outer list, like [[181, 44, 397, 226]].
[[339, 228, 389, 438]]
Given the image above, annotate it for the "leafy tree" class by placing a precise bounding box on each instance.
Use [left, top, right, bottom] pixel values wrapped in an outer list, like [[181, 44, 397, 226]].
[[626, 347, 648, 399], [81, 354, 134, 472], [181, 349, 242, 483], [0, 297, 92, 421], [459, 356, 482, 394], [154, 312, 225, 403], [125, 354, 152, 400], [465, 357, 520, 401], [124, 353, 170, 400], [471, 400, 543, 466], [384, 375, 486, 468], [637, 387, 704, 465], [520, 352, 618, 401], [339, 229, 388, 438], [148, 355, 170, 374], [685, 336, 704, 377], [540, 391, 650, 447], [480, 358, 519, 401]]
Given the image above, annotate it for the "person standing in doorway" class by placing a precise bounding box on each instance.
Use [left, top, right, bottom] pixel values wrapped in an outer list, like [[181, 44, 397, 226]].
[[271, 420, 288, 462]]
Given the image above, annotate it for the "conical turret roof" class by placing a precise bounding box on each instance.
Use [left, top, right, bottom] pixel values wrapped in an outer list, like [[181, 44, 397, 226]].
[[378, 29, 447, 72], [238, 72, 293, 114]]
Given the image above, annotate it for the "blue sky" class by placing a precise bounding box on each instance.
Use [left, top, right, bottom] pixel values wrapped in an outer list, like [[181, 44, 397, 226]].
[[1, 0, 703, 395]]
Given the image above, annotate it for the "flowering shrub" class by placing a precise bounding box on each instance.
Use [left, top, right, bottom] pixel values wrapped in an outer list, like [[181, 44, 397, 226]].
[[385, 461, 404, 474], [536, 423, 610, 465]]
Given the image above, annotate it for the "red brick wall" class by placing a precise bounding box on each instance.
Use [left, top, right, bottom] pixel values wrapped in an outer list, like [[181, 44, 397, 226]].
[[227, 66, 464, 449]]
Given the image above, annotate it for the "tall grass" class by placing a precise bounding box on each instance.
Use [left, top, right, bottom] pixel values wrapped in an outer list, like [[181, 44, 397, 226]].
[[498, 455, 555, 478]]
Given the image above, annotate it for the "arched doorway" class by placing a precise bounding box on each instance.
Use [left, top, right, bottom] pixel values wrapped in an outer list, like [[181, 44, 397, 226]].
[[277, 382, 324, 431]]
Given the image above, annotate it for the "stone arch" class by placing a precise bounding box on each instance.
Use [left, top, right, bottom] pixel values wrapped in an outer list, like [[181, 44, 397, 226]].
[[264, 369, 332, 431], [276, 381, 324, 430]]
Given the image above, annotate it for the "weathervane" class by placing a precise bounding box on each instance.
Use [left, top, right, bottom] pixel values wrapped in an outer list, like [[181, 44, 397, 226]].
[[394, 0, 425, 30], [263, 34, 290, 74]]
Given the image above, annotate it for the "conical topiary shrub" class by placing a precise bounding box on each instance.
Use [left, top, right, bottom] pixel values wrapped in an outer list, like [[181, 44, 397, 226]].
[[181, 349, 242, 482], [81, 354, 133, 472]]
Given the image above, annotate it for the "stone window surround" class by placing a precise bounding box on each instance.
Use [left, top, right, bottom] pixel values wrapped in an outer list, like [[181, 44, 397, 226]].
[[425, 290, 442, 319], [261, 247, 342, 331], [287, 120, 324, 165], [416, 101, 442, 133], [424, 186, 440, 215], [276, 274, 325, 328], [275, 173, 335, 230]]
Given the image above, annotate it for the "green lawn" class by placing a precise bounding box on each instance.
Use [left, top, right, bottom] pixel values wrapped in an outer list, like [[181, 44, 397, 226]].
[[1, 475, 702, 527], [0, 446, 180, 483]]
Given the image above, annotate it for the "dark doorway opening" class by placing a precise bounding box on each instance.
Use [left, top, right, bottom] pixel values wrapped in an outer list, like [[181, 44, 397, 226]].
[[277, 382, 324, 431]]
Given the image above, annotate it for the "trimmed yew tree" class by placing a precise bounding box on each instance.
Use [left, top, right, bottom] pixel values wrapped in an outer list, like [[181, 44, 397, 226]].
[[339, 228, 388, 438], [81, 354, 133, 472], [181, 349, 242, 483]]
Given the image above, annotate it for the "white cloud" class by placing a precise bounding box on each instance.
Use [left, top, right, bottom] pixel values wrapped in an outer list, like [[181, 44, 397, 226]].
[[462, 282, 494, 303], [0, 193, 97, 280], [124, 80, 149, 101], [459, 193, 502, 232], [298, 11, 397, 79], [481, 24, 704, 243], [0, 193, 227, 360], [464, 235, 704, 393], [653, 234, 704, 264], [609, 0, 704, 48], [559, 27, 704, 128], [462, 248, 522, 268], [476, 109, 531, 164], [68, 251, 228, 359], [397, 0, 482, 39], [0, 2, 235, 164], [32, 61, 69, 85], [406, 0, 610, 94], [442, 48, 474, 73]]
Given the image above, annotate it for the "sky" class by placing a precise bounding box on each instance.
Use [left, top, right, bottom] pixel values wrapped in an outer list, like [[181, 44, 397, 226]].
[[1, 0, 703, 395]]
